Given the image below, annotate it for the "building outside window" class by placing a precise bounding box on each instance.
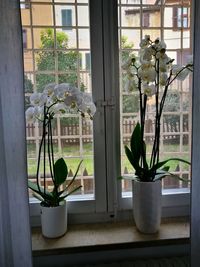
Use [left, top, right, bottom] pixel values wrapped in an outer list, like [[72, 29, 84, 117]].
[[22, 29, 27, 49], [173, 7, 189, 29], [61, 9, 72, 28]]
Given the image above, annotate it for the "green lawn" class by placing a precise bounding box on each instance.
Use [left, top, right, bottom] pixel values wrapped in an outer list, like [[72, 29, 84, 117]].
[[27, 143, 191, 177]]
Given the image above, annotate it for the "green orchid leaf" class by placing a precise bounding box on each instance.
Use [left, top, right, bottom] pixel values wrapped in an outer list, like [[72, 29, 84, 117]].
[[124, 145, 135, 167], [150, 157, 190, 173], [28, 180, 52, 199], [164, 172, 189, 182], [119, 175, 140, 181], [66, 160, 83, 189], [161, 166, 170, 172], [153, 173, 168, 181], [58, 160, 83, 197], [142, 141, 148, 170], [130, 122, 142, 165], [59, 185, 82, 200], [54, 158, 68, 186], [153, 170, 190, 182], [32, 192, 44, 202]]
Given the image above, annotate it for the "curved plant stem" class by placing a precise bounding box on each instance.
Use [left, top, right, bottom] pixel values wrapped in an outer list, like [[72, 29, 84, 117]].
[[43, 106, 46, 198], [47, 118, 55, 188]]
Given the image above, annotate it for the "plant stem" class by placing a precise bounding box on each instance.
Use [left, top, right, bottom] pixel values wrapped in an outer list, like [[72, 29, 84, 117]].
[[47, 118, 55, 187], [43, 105, 46, 198], [49, 117, 58, 199]]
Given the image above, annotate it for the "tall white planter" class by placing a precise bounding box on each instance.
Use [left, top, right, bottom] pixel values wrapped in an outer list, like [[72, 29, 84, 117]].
[[132, 180, 162, 234], [40, 200, 67, 238]]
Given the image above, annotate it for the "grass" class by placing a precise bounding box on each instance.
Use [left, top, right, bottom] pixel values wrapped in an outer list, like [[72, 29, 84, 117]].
[[27, 143, 191, 177]]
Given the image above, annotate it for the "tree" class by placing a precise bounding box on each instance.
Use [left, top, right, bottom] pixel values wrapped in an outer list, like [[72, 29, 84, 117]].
[[36, 29, 83, 92], [121, 36, 139, 113]]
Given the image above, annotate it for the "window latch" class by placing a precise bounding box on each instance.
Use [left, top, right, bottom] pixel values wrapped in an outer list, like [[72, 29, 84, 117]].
[[96, 98, 115, 109]]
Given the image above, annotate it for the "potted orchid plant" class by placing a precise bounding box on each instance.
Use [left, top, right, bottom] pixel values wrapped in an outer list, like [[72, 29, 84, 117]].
[[121, 35, 193, 233], [26, 83, 96, 238]]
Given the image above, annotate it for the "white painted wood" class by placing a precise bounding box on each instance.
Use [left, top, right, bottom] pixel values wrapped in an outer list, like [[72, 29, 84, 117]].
[[191, 0, 200, 266], [0, 1, 32, 266], [90, 0, 108, 213], [102, 0, 121, 215]]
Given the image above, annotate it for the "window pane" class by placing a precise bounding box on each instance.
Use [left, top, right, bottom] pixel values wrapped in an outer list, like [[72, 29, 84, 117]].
[[118, 0, 193, 195], [21, 1, 95, 199]]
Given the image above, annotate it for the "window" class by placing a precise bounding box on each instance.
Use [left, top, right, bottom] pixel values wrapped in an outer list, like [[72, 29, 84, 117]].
[[20, 0, 102, 219], [61, 9, 72, 28], [173, 7, 189, 29], [20, 0, 192, 224], [22, 29, 27, 49], [118, 0, 192, 212], [142, 12, 150, 27]]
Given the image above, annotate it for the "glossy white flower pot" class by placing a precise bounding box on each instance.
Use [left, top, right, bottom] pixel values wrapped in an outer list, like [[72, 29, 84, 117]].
[[132, 180, 162, 234], [40, 200, 67, 238]]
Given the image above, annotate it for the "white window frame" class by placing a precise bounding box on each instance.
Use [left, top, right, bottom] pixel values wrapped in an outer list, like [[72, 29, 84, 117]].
[[28, 0, 192, 225]]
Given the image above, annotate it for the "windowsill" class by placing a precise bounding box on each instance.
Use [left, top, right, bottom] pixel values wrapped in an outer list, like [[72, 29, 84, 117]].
[[32, 217, 189, 257]]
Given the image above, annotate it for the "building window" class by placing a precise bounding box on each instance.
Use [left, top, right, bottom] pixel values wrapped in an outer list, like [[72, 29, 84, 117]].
[[22, 29, 27, 49], [85, 53, 91, 70], [61, 9, 72, 27], [173, 7, 189, 29], [20, 0, 30, 9], [142, 12, 150, 27]]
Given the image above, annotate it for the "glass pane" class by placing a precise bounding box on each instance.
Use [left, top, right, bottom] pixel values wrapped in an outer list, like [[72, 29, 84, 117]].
[[32, 5, 53, 26], [56, 29, 77, 48], [121, 7, 141, 27], [78, 29, 90, 49], [55, 5, 76, 27], [78, 5, 89, 26], [21, 0, 94, 199], [118, 0, 192, 195]]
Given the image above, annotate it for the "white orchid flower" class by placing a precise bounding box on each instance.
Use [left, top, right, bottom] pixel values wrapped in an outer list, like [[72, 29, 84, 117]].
[[64, 95, 79, 108], [142, 47, 153, 61], [82, 92, 93, 104], [176, 68, 191, 81], [54, 86, 68, 101], [51, 103, 67, 114], [142, 83, 156, 96], [30, 93, 42, 106], [25, 107, 35, 122], [138, 67, 156, 82], [27, 81, 97, 121], [171, 64, 183, 75], [87, 102, 96, 116], [43, 83, 56, 97], [121, 57, 133, 70], [159, 72, 168, 86]]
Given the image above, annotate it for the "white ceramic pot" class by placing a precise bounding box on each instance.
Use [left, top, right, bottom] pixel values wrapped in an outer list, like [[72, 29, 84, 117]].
[[132, 180, 162, 234], [40, 200, 67, 238]]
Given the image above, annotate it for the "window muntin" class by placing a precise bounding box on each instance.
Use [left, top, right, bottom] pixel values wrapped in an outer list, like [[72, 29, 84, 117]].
[[20, 0, 95, 199], [20, 0, 192, 222], [118, 0, 192, 195]]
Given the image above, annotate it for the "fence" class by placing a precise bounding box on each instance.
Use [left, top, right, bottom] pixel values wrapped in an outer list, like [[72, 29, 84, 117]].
[[26, 117, 190, 192], [26, 117, 189, 143]]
